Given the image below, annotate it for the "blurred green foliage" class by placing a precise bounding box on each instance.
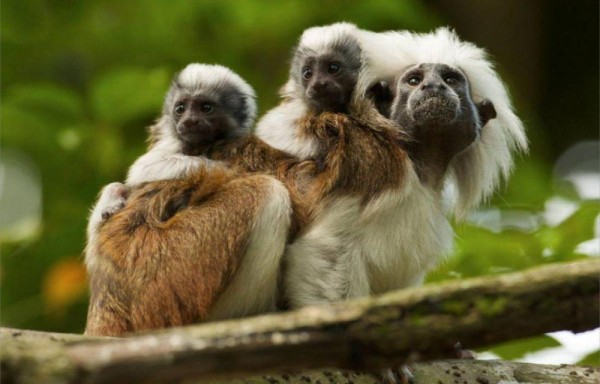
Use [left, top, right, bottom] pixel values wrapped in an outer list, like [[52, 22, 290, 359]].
[[1, 0, 598, 366]]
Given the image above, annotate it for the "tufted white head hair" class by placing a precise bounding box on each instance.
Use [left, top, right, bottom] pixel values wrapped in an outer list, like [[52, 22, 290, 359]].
[[359, 28, 528, 218]]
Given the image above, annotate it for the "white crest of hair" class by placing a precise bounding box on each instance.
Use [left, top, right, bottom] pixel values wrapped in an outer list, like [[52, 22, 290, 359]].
[[178, 63, 257, 132], [299, 21, 360, 52], [412, 28, 527, 217], [354, 29, 418, 99], [359, 27, 528, 218]]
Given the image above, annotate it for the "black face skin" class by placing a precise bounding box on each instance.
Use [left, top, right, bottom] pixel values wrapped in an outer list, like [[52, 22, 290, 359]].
[[292, 38, 362, 113], [170, 82, 249, 154], [390, 63, 497, 187]]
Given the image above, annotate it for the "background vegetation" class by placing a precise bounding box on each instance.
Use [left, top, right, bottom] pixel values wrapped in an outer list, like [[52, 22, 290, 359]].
[[1, 0, 598, 366]]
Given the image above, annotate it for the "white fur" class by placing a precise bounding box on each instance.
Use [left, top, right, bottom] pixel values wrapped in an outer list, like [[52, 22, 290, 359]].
[[126, 149, 222, 186], [299, 22, 360, 54], [255, 99, 320, 159], [207, 177, 292, 319], [285, 168, 453, 308], [85, 182, 128, 270], [178, 63, 257, 132], [357, 27, 528, 217], [354, 29, 417, 98]]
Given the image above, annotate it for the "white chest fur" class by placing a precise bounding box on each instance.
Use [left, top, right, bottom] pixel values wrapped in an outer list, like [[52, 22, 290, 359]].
[[283, 169, 454, 308]]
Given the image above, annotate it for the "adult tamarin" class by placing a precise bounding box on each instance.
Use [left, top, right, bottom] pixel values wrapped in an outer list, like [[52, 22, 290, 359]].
[[254, 25, 526, 308]]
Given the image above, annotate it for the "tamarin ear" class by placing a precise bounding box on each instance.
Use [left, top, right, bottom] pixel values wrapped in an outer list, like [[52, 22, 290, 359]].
[[367, 81, 393, 103], [476, 99, 497, 128]]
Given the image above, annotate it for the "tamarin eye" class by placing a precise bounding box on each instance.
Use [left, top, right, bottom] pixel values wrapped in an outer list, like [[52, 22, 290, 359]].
[[444, 75, 459, 85], [174, 103, 186, 115], [200, 103, 214, 114], [327, 62, 340, 75], [302, 67, 313, 80], [407, 75, 422, 86]]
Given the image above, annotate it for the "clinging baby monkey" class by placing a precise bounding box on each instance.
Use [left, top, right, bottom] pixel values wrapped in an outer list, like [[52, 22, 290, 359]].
[[85, 64, 295, 336], [256, 22, 363, 159], [88, 63, 257, 240]]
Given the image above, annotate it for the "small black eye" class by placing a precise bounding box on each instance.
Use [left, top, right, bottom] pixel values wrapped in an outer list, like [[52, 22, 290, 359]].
[[200, 103, 214, 114], [327, 62, 340, 75], [174, 103, 185, 115], [407, 75, 422, 86], [445, 75, 459, 85], [302, 67, 313, 80]]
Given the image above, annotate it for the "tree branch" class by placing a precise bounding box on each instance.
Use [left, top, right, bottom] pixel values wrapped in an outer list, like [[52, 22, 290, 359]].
[[1, 260, 598, 384]]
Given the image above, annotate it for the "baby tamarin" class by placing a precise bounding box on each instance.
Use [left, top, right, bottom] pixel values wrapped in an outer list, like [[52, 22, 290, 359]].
[[85, 64, 301, 336], [87, 63, 257, 252], [255, 22, 363, 159]]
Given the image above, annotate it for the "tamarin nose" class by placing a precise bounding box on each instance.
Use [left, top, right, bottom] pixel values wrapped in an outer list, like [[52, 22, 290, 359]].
[[313, 80, 330, 91], [183, 119, 199, 128], [422, 82, 444, 91]]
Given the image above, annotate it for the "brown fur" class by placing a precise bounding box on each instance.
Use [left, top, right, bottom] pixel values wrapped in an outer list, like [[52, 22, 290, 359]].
[[304, 101, 410, 206], [85, 100, 413, 336], [86, 169, 278, 335]]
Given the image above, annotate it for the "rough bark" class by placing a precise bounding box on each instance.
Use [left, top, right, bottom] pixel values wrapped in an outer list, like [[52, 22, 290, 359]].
[[1, 260, 598, 384]]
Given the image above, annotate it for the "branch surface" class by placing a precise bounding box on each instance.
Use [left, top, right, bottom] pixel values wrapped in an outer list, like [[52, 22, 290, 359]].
[[1, 259, 598, 384]]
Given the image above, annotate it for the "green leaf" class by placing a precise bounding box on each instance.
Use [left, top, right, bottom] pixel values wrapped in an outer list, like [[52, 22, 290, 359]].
[[578, 350, 600, 367], [486, 335, 561, 360], [4, 83, 84, 125], [553, 203, 600, 258], [90, 67, 170, 125]]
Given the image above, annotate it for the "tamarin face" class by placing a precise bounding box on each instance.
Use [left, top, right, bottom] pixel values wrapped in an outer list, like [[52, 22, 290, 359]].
[[160, 64, 256, 149], [391, 63, 496, 156], [292, 38, 362, 113], [393, 63, 470, 125], [170, 88, 245, 146]]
